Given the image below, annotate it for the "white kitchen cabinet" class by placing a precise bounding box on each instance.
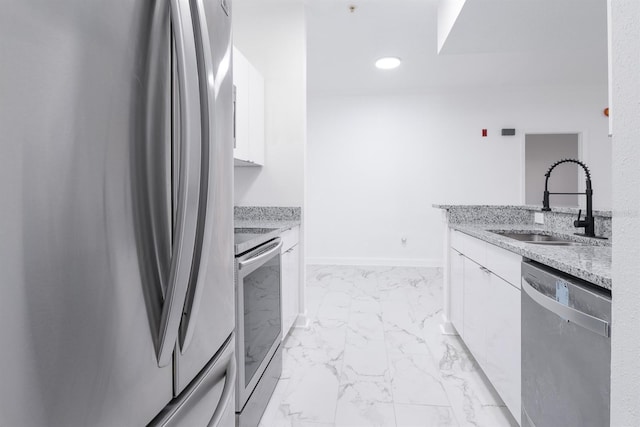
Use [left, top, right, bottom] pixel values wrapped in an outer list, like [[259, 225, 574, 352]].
[[485, 273, 521, 423], [485, 241, 522, 289], [233, 47, 264, 166], [247, 65, 264, 164], [462, 256, 490, 366], [280, 226, 300, 338], [448, 229, 521, 424], [450, 248, 465, 337]]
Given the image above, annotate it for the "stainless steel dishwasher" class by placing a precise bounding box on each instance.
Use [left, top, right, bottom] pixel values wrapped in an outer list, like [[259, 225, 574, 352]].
[[521, 261, 611, 427]]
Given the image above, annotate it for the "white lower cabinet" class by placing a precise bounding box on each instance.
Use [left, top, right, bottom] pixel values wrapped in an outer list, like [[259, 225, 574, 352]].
[[450, 229, 521, 425], [462, 257, 489, 364], [281, 227, 300, 339], [485, 273, 521, 421], [450, 248, 465, 337]]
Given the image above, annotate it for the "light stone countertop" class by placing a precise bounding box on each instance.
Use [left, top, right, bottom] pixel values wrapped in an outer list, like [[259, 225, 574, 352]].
[[234, 206, 302, 254], [451, 223, 612, 290], [234, 219, 301, 255]]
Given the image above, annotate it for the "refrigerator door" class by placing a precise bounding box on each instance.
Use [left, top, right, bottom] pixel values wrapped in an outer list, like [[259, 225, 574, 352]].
[[0, 0, 192, 425], [174, 0, 235, 394]]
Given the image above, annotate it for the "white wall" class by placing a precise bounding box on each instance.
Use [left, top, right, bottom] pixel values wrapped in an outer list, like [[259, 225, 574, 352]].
[[611, 1, 640, 424], [306, 85, 610, 265], [232, 0, 306, 207]]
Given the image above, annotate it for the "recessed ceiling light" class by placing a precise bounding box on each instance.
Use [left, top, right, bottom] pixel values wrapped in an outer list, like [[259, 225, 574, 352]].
[[375, 57, 401, 70]]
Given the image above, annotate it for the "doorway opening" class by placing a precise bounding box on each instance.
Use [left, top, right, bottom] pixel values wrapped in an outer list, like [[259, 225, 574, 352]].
[[524, 133, 580, 207]]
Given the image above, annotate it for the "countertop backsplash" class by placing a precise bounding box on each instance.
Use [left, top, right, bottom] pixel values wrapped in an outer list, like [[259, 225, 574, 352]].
[[234, 206, 301, 222], [434, 205, 612, 240]]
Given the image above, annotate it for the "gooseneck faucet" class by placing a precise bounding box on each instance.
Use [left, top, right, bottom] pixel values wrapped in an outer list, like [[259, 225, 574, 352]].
[[541, 158, 597, 238]]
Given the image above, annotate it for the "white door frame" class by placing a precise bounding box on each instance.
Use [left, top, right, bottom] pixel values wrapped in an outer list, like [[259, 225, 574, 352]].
[[519, 129, 586, 207]]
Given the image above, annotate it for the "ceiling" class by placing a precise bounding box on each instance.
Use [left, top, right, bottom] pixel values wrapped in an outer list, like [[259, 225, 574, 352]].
[[306, 0, 608, 95]]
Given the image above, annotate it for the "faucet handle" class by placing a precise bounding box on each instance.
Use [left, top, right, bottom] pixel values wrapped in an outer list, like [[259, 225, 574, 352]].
[[574, 209, 584, 227]]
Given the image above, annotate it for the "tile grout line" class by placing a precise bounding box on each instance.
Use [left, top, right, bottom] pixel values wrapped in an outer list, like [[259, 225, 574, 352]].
[[378, 268, 400, 427], [332, 268, 355, 427]]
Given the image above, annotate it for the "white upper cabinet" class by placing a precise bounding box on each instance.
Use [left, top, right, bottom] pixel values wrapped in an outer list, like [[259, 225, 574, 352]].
[[233, 47, 264, 166]]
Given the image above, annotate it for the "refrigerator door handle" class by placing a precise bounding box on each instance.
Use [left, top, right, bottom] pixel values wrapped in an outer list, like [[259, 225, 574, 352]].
[[178, 0, 220, 352], [156, 0, 203, 368], [208, 355, 236, 427]]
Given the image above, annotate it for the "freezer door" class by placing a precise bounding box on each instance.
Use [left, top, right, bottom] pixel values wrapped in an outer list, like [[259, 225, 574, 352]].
[[174, 0, 235, 394], [150, 335, 236, 427], [0, 0, 183, 425]]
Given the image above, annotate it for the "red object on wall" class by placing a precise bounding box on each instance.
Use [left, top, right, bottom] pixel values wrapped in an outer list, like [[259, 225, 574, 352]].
[[482, 129, 487, 137]]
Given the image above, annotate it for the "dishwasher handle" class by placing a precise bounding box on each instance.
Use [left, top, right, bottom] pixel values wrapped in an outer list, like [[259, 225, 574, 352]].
[[522, 278, 610, 338]]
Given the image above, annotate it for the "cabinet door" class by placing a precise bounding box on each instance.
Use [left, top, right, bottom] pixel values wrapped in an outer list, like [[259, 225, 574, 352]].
[[281, 245, 300, 338], [462, 257, 490, 366], [247, 61, 264, 165], [232, 47, 250, 162], [486, 274, 521, 424], [450, 248, 464, 337]]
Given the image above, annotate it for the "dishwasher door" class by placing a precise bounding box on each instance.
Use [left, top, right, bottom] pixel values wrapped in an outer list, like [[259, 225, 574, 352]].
[[521, 261, 611, 427]]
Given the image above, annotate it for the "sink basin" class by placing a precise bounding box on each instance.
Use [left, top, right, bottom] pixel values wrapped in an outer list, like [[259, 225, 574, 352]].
[[493, 232, 568, 242], [490, 231, 587, 246], [526, 241, 587, 246]]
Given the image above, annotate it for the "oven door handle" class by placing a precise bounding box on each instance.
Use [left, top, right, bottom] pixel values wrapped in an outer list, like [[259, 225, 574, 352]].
[[238, 239, 283, 271]]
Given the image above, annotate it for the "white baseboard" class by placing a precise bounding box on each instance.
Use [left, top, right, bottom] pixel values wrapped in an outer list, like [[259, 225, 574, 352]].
[[440, 321, 459, 336], [294, 312, 310, 329], [305, 257, 443, 268]]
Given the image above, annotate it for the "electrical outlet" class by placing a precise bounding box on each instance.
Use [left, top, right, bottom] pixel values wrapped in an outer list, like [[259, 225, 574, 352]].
[[534, 212, 545, 224]]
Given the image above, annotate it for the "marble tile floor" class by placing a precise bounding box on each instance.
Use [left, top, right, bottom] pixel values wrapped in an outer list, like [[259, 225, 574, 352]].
[[258, 265, 519, 427]]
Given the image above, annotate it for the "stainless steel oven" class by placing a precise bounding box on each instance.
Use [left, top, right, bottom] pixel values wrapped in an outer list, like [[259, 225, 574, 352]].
[[234, 236, 283, 427]]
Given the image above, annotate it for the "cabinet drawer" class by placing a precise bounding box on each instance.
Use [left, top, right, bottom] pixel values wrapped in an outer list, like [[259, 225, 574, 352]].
[[485, 243, 522, 289], [280, 226, 299, 252], [451, 229, 464, 252], [457, 231, 487, 265]]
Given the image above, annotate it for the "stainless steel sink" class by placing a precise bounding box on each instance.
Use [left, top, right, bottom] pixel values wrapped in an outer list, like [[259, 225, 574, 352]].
[[526, 241, 587, 247], [490, 231, 587, 246]]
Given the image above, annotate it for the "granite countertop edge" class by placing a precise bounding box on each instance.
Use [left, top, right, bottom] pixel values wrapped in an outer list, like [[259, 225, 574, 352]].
[[450, 223, 612, 290], [234, 219, 301, 230], [234, 219, 301, 255]]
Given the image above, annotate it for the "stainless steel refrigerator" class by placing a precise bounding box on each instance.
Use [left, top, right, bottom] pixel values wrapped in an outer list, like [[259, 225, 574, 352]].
[[0, 0, 235, 425]]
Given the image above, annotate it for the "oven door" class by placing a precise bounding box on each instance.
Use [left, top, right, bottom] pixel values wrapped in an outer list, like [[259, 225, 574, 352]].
[[235, 238, 283, 410]]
